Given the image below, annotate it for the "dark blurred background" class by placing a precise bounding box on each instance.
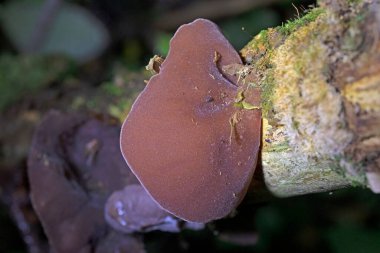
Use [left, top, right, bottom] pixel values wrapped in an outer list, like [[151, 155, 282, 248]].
[[1, 0, 380, 252]]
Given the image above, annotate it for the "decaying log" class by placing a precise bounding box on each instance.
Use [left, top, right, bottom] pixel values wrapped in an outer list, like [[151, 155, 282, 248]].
[[239, 0, 380, 197]]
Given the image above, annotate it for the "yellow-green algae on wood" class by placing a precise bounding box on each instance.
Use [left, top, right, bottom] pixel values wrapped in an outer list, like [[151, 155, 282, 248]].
[[239, 3, 379, 197]]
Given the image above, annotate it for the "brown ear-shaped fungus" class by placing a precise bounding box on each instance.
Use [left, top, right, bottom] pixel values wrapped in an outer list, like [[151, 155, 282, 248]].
[[28, 111, 144, 253], [120, 19, 261, 223]]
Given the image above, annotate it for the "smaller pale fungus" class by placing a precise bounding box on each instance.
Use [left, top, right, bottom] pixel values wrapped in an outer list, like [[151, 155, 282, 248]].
[[105, 184, 204, 233]]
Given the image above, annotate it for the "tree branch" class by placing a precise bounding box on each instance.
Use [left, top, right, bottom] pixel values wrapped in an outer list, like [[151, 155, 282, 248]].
[[240, 0, 380, 197]]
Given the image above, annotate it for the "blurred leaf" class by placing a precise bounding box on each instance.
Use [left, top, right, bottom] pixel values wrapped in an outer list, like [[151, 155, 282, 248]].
[[220, 8, 281, 49], [255, 206, 285, 235], [0, 0, 109, 62], [0, 54, 70, 110], [123, 39, 144, 69], [102, 81, 124, 96], [327, 226, 380, 253], [254, 205, 285, 251], [154, 32, 172, 57]]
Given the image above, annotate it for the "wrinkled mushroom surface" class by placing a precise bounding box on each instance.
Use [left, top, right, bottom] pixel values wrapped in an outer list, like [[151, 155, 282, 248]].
[[28, 110, 143, 253], [121, 19, 261, 222]]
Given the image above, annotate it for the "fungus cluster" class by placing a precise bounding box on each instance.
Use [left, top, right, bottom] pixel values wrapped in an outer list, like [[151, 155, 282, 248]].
[[28, 111, 203, 252], [120, 19, 261, 223], [28, 111, 144, 252]]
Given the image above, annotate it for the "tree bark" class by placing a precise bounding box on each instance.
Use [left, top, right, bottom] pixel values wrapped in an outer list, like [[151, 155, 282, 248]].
[[238, 0, 380, 197]]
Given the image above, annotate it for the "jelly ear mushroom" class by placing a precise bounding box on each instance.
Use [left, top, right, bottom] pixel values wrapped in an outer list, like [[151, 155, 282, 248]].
[[28, 111, 143, 252], [120, 19, 261, 223]]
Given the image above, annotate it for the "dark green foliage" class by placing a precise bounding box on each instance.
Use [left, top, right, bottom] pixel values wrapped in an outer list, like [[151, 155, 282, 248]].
[[0, 54, 69, 110], [221, 8, 281, 49]]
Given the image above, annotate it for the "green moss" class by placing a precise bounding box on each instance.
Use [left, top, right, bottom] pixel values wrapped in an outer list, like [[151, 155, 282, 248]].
[[241, 6, 326, 118], [245, 28, 283, 60], [350, 161, 369, 187], [277, 8, 325, 35], [340, 5, 369, 53], [347, 0, 362, 4], [0, 54, 70, 111], [86, 68, 147, 121], [292, 119, 300, 131], [90, 81, 141, 122], [255, 30, 270, 49], [260, 70, 275, 117], [242, 31, 278, 117], [332, 156, 367, 188], [265, 140, 290, 152], [242, 8, 326, 117], [108, 99, 133, 120], [101, 81, 124, 96], [343, 171, 367, 188]]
